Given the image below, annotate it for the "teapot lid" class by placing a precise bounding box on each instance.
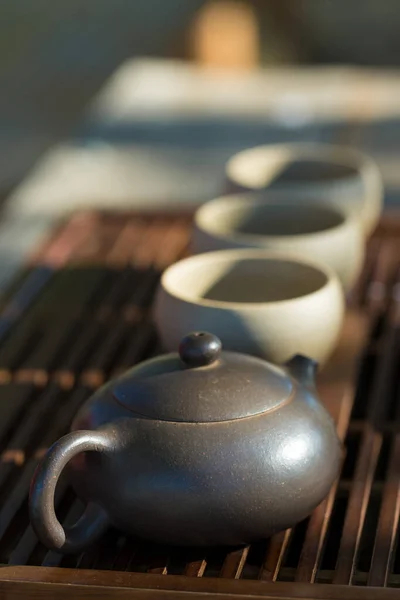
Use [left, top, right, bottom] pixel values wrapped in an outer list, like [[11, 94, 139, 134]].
[[112, 332, 294, 423]]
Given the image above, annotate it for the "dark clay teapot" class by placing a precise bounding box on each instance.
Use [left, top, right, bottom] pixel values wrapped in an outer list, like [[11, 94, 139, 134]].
[[29, 332, 341, 553]]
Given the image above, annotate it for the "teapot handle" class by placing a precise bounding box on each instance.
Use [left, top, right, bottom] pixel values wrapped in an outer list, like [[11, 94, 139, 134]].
[[29, 430, 112, 553]]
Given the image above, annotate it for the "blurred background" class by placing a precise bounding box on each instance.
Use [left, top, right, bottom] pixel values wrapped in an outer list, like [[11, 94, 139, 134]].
[[1, 0, 400, 285]]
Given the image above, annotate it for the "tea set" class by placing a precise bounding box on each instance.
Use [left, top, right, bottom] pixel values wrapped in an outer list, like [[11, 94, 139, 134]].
[[29, 142, 383, 553], [154, 250, 344, 364]]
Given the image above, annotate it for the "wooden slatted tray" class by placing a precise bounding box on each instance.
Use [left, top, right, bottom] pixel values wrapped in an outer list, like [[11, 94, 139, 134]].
[[0, 210, 399, 599]]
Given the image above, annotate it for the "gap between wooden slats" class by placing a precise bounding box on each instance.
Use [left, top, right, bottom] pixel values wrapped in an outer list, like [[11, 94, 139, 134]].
[[219, 546, 250, 579], [52, 319, 104, 388], [31, 327, 154, 564], [154, 219, 190, 269], [54, 282, 156, 387], [367, 300, 400, 586], [1, 387, 92, 563], [294, 310, 369, 583], [14, 318, 85, 387], [257, 310, 368, 583], [0, 384, 36, 453], [258, 530, 291, 581], [30, 212, 100, 268], [0, 387, 90, 536], [69, 219, 125, 264], [7, 479, 71, 566], [201, 313, 366, 582], [104, 219, 149, 266], [11, 270, 113, 385], [80, 320, 129, 388], [0, 211, 398, 579], [0, 214, 122, 385], [333, 303, 400, 584], [121, 268, 160, 323], [132, 218, 189, 270], [96, 269, 144, 321], [8, 216, 173, 387], [34, 277, 158, 567], [184, 559, 207, 578], [294, 400, 348, 583], [0, 386, 59, 493], [368, 433, 400, 587], [111, 537, 139, 572], [79, 278, 160, 387], [0, 267, 53, 345], [41, 499, 85, 567], [366, 238, 399, 317], [348, 237, 380, 310]]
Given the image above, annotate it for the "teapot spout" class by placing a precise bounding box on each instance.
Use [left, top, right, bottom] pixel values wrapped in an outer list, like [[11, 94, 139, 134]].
[[285, 354, 318, 388]]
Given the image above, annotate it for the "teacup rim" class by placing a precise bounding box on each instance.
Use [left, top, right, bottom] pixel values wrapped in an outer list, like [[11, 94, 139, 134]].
[[160, 249, 341, 310], [225, 142, 375, 190], [194, 195, 356, 244]]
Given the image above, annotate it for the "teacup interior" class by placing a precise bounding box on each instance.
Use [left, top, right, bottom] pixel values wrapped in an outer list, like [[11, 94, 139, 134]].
[[269, 159, 356, 184], [166, 256, 328, 304], [228, 148, 359, 189], [203, 203, 344, 237]]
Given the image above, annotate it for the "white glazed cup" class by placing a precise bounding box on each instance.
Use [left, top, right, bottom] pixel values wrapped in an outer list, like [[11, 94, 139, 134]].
[[225, 143, 383, 236], [193, 195, 365, 292], [154, 249, 345, 365]]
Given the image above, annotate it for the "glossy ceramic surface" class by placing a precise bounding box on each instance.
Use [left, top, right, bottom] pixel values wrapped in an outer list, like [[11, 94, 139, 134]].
[[29, 333, 341, 553], [154, 249, 345, 364], [193, 195, 365, 291], [225, 143, 383, 235]]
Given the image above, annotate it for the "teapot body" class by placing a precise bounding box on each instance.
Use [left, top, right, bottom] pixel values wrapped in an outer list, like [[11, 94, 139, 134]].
[[29, 334, 342, 552], [67, 380, 341, 546]]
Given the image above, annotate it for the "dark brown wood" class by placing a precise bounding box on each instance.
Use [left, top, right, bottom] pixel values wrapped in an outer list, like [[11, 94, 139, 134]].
[[332, 425, 381, 583], [112, 322, 157, 376], [105, 219, 149, 265], [41, 499, 85, 567], [334, 285, 400, 585], [184, 559, 207, 577], [96, 269, 141, 321], [220, 546, 250, 579], [0, 210, 399, 598], [2, 566, 400, 599], [259, 530, 292, 581], [0, 386, 90, 539], [367, 302, 400, 587], [0, 267, 54, 343], [295, 311, 368, 583], [368, 433, 400, 587], [80, 320, 129, 388], [366, 238, 399, 316], [0, 384, 35, 444], [31, 212, 100, 267]]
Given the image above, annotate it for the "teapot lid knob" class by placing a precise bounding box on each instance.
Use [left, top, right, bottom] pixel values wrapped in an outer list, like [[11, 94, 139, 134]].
[[179, 332, 222, 368]]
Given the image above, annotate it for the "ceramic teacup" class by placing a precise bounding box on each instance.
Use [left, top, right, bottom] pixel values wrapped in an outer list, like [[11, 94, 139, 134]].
[[225, 143, 383, 235], [193, 195, 364, 291], [154, 249, 344, 365]]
